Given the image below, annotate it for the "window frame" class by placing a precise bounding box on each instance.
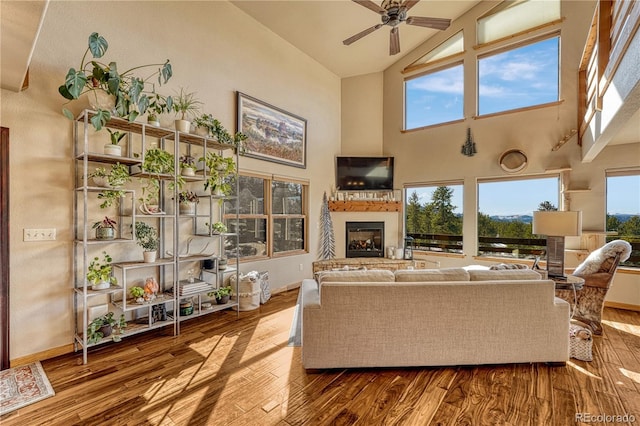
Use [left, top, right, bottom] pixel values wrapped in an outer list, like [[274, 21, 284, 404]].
[[605, 169, 640, 269], [225, 172, 309, 261], [476, 32, 561, 117], [404, 60, 465, 131]]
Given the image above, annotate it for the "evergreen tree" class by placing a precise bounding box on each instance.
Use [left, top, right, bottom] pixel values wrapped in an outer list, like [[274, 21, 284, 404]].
[[430, 186, 458, 234], [606, 214, 621, 232], [318, 192, 335, 260], [406, 191, 423, 234], [538, 201, 557, 211], [619, 215, 640, 236], [478, 212, 498, 237]]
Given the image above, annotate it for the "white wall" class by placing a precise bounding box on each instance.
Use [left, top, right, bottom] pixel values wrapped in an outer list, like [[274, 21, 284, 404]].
[[2, 1, 340, 360]]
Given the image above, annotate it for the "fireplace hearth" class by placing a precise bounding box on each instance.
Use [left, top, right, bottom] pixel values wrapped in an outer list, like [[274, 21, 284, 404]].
[[346, 221, 384, 258]]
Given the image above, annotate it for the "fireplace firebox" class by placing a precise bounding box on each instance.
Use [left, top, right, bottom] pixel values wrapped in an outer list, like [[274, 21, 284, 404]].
[[346, 221, 384, 258]]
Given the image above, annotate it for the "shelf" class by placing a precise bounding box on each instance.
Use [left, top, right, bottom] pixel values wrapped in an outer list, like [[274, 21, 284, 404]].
[[178, 301, 238, 320], [74, 286, 122, 297], [113, 258, 175, 268], [113, 292, 175, 311], [129, 166, 175, 180], [75, 152, 142, 166], [81, 111, 175, 139], [74, 238, 135, 244], [328, 200, 401, 212]]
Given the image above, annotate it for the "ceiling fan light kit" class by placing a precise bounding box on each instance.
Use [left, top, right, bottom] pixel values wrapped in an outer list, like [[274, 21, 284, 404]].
[[344, 0, 451, 55]]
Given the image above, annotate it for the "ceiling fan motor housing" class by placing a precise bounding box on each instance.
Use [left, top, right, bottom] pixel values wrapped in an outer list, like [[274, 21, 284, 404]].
[[381, 0, 407, 27]]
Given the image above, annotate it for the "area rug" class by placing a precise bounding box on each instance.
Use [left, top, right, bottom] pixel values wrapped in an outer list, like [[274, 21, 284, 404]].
[[287, 288, 302, 347], [0, 362, 55, 415]]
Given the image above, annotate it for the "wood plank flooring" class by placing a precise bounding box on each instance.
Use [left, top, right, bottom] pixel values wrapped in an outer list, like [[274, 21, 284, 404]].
[[2, 289, 639, 425]]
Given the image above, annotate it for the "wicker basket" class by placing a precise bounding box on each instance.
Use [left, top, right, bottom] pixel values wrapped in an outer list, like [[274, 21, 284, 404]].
[[569, 324, 593, 361]]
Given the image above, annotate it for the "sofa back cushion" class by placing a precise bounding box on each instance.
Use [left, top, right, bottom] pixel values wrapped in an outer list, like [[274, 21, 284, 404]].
[[395, 268, 470, 282], [468, 269, 542, 281], [316, 269, 395, 285]]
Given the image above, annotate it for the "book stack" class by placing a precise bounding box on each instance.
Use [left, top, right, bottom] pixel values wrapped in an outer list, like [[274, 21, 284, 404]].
[[172, 279, 213, 296]]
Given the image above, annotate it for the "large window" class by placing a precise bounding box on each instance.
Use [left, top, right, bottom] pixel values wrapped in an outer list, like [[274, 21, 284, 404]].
[[477, 176, 559, 258], [478, 36, 559, 116], [226, 174, 308, 259], [405, 183, 463, 254], [405, 63, 464, 129], [606, 172, 640, 267]]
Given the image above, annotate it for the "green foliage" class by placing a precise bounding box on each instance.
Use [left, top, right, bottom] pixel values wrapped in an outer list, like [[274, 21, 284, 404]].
[[107, 129, 126, 145], [134, 221, 159, 251], [200, 152, 236, 194], [59, 32, 173, 131], [87, 312, 117, 344], [97, 189, 126, 209], [130, 286, 145, 298], [172, 88, 202, 120], [193, 113, 247, 153], [404, 186, 462, 235], [208, 286, 232, 299], [538, 201, 557, 211], [92, 216, 116, 229], [206, 221, 227, 234], [86, 251, 117, 286]]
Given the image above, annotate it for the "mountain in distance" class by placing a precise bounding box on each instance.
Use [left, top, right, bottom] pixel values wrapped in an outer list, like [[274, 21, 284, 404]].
[[487, 213, 637, 223]]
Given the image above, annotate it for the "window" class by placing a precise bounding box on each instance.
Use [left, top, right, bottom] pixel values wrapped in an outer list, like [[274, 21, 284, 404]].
[[477, 176, 559, 258], [405, 63, 464, 129], [404, 31, 464, 73], [226, 174, 308, 259], [606, 171, 640, 267], [405, 183, 463, 254], [478, 35, 559, 116]]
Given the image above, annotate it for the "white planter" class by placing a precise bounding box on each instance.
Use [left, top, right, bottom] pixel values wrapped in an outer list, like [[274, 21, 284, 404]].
[[143, 251, 157, 263], [181, 167, 196, 177], [147, 119, 160, 127], [174, 119, 191, 133], [92, 280, 111, 291], [179, 201, 196, 215], [92, 176, 110, 188], [194, 126, 208, 136], [104, 144, 122, 156]]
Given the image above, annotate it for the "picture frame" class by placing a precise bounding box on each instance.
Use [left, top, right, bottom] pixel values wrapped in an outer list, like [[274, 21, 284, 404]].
[[237, 92, 307, 169]]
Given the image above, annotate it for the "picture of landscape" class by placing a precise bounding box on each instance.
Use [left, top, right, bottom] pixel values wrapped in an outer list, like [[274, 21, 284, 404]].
[[237, 92, 307, 168]]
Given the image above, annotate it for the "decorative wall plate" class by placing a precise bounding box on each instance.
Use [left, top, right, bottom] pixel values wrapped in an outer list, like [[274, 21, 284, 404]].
[[499, 149, 528, 173]]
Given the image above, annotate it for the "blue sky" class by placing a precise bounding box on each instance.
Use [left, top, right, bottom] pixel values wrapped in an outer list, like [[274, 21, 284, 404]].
[[607, 175, 640, 215], [405, 37, 559, 128]]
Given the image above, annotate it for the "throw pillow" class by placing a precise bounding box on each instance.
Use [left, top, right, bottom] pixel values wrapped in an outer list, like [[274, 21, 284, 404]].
[[316, 269, 395, 286], [468, 269, 542, 281], [395, 268, 470, 282], [489, 263, 529, 270]]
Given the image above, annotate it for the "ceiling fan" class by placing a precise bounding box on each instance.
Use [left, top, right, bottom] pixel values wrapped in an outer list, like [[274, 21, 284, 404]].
[[343, 0, 451, 55]]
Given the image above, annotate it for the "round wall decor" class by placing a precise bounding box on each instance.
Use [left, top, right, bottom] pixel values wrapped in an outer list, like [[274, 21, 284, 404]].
[[499, 149, 528, 173]]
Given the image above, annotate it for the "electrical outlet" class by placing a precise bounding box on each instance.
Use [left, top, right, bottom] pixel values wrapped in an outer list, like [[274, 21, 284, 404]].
[[299, 263, 303, 271], [23, 228, 57, 241]]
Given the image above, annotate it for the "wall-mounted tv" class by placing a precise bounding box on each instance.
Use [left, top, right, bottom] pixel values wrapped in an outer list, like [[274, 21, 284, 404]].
[[336, 156, 394, 190]]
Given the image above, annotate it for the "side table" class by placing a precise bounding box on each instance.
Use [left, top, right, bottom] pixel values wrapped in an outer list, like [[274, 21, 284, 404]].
[[553, 275, 585, 318]]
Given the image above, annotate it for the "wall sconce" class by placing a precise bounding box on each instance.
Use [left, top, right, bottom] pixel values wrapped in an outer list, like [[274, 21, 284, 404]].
[[461, 127, 477, 157]]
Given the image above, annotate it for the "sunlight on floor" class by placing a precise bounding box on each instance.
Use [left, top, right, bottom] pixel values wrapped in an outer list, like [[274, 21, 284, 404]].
[[602, 319, 640, 336], [568, 361, 602, 379], [620, 367, 640, 384]]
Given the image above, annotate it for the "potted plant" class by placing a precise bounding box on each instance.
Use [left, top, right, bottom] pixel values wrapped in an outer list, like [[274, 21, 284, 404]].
[[206, 221, 227, 235], [135, 221, 159, 263], [86, 251, 117, 290], [200, 152, 236, 196], [130, 286, 145, 303], [105, 129, 126, 156], [177, 190, 199, 215], [89, 163, 130, 188], [146, 92, 173, 127], [92, 216, 117, 240], [87, 312, 118, 344], [179, 155, 197, 177], [112, 314, 127, 342], [138, 147, 176, 214], [172, 88, 202, 133], [59, 32, 173, 131], [208, 286, 232, 304], [192, 114, 247, 153]]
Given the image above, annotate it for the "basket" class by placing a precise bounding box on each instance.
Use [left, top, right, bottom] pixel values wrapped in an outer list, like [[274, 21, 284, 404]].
[[569, 324, 593, 361]]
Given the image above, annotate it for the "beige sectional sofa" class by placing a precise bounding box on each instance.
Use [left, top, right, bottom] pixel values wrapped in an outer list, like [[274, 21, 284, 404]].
[[301, 268, 570, 369]]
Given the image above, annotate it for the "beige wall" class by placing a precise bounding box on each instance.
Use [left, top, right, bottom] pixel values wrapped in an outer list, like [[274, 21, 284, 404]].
[[341, 72, 384, 156], [2, 1, 340, 360]]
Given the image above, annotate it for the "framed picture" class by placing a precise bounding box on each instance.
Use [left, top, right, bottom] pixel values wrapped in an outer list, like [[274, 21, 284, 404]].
[[237, 92, 307, 169]]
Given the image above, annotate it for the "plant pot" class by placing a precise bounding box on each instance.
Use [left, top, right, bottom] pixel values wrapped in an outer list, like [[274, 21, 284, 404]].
[[98, 324, 112, 338], [88, 90, 116, 111], [216, 295, 230, 305], [92, 176, 110, 188], [104, 144, 122, 156], [194, 126, 208, 136], [95, 227, 115, 240], [92, 280, 111, 291], [143, 251, 157, 263], [218, 258, 228, 270], [181, 167, 196, 177], [147, 118, 160, 127], [212, 187, 225, 197], [179, 201, 196, 215], [175, 119, 191, 133]]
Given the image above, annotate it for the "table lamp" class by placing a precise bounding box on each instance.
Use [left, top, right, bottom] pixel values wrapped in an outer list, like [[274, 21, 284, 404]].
[[532, 211, 582, 279]]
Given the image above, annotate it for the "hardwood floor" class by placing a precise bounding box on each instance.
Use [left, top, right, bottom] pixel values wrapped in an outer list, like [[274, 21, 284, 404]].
[[2, 290, 639, 425]]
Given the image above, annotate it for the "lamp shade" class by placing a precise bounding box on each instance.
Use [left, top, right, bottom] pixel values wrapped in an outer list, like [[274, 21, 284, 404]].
[[532, 211, 582, 236]]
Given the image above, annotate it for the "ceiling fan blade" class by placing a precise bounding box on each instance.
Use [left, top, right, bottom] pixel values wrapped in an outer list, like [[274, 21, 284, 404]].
[[343, 24, 384, 45], [352, 0, 386, 15], [390, 27, 400, 55], [406, 16, 451, 30], [402, 0, 420, 11]]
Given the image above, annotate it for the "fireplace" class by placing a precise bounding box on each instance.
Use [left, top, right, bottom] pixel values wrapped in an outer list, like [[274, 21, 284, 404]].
[[346, 221, 384, 258]]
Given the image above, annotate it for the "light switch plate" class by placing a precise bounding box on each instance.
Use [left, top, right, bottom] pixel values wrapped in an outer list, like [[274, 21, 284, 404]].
[[23, 228, 57, 241]]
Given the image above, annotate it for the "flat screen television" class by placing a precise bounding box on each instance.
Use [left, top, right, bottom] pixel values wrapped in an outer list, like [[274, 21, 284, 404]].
[[336, 156, 394, 190]]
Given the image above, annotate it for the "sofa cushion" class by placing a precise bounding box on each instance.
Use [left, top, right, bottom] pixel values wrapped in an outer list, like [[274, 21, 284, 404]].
[[395, 268, 470, 282], [316, 269, 395, 285], [468, 269, 542, 281], [489, 263, 529, 270]]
